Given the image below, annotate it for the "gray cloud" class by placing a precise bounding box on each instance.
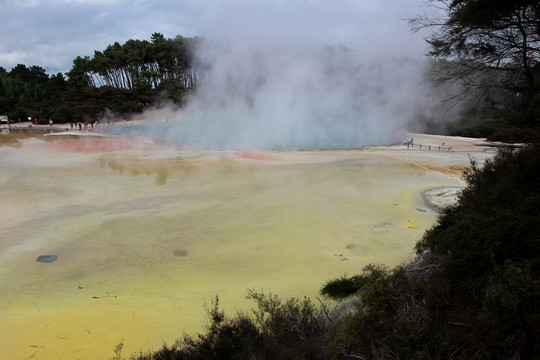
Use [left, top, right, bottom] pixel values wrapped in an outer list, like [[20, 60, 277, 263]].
[[0, 0, 207, 72], [0, 0, 427, 73]]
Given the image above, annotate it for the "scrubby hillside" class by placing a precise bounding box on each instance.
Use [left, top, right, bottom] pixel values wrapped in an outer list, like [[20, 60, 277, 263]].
[[322, 145, 540, 359]]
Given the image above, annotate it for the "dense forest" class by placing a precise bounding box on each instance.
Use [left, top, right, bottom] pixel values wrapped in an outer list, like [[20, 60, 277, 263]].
[[409, 0, 540, 143], [0, 33, 199, 125]]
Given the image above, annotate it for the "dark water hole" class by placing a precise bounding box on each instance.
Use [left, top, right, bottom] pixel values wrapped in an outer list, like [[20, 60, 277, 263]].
[[36, 255, 58, 263]]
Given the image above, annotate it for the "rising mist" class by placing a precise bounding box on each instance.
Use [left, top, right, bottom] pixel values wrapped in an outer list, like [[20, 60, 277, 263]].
[[138, 1, 442, 150]]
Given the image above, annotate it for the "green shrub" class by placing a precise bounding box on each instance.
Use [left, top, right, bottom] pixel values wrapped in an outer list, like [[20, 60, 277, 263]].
[[320, 276, 360, 300], [131, 293, 327, 360]]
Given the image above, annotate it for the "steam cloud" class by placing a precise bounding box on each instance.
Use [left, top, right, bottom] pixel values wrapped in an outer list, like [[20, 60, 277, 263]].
[[140, 1, 439, 150]]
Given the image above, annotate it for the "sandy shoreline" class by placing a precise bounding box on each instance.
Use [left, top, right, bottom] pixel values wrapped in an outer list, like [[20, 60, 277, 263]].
[[2, 123, 499, 213], [1, 119, 142, 132]]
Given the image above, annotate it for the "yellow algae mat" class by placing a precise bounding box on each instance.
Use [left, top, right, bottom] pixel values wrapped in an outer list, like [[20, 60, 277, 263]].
[[0, 135, 473, 359]]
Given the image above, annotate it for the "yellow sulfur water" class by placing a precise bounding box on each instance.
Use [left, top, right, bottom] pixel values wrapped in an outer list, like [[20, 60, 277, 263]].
[[0, 135, 462, 359]]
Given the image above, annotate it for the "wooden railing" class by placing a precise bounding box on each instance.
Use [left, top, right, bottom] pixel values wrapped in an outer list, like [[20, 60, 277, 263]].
[[403, 139, 452, 151]]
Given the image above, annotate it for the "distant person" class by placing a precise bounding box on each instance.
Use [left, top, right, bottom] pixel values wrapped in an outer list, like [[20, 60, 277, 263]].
[[49, 118, 53, 126]]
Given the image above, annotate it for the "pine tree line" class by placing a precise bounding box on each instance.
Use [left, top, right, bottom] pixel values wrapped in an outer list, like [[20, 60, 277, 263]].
[[68, 33, 200, 90]]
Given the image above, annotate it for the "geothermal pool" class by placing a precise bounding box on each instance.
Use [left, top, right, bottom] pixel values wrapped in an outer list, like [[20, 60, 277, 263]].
[[0, 133, 472, 359]]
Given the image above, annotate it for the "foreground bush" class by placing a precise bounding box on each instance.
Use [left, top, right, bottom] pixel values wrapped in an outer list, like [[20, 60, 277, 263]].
[[131, 291, 327, 360]]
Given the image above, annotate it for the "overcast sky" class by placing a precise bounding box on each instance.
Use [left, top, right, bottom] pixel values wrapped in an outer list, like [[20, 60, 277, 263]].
[[0, 0, 429, 75]]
